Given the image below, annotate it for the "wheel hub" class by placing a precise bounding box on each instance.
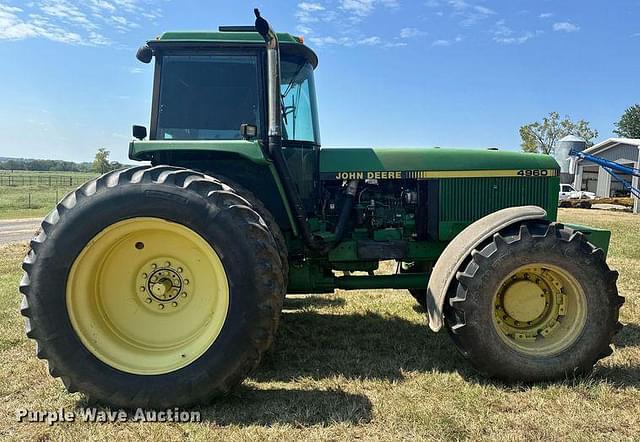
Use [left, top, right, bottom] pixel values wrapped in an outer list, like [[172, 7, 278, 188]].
[[502, 280, 546, 323], [492, 264, 586, 356], [137, 259, 192, 312], [495, 267, 565, 340]]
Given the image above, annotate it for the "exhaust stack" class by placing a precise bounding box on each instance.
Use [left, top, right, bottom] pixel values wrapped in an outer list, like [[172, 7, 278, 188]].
[[254, 9, 324, 251]]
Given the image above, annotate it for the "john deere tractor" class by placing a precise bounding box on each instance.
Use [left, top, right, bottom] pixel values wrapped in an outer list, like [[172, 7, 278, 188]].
[[20, 10, 623, 408]]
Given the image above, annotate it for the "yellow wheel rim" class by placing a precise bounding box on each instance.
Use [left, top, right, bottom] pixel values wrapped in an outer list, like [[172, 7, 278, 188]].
[[66, 217, 229, 375], [492, 264, 587, 356]]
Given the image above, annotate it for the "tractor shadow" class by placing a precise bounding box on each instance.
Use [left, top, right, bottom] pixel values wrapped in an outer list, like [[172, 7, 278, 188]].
[[612, 322, 640, 349], [254, 310, 467, 384], [76, 386, 372, 426], [73, 310, 640, 426], [282, 295, 346, 310], [255, 307, 640, 390], [195, 386, 372, 426]]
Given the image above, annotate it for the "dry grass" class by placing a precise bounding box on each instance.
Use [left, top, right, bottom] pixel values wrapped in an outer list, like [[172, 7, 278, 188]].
[[0, 208, 638, 441]]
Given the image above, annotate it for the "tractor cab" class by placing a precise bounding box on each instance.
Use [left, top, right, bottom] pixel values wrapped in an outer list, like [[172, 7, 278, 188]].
[[138, 30, 320, 147]]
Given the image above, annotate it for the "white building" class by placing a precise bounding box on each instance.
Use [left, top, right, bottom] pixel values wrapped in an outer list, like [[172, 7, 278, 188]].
[[572, 138, 640, 214]]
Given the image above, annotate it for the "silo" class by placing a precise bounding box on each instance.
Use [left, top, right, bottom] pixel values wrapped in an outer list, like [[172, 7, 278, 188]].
[[555, 135, 586, 184]]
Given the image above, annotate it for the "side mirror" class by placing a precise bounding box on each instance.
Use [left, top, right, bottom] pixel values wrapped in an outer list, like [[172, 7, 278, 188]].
[[240, 123, 258, 140], [132, 125, 147, 140], [136, 44, 153, 64]]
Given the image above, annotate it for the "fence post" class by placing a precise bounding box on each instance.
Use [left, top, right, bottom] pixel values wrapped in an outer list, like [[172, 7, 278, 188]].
[[28, 193, 31, 209]]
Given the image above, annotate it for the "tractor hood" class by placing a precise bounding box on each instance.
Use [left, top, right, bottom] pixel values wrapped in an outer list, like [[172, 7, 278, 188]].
[[319, 147, 559, 180]]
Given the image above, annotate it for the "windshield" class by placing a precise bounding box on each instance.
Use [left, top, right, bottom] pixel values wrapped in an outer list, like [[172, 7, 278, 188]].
[[156, 54, 261, 140], [281, 56, 320, 144]]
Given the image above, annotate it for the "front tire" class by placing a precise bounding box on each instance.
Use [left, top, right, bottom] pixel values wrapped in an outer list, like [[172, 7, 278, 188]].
[[20, 166, 284, 408], [445, 222, 623, 381]]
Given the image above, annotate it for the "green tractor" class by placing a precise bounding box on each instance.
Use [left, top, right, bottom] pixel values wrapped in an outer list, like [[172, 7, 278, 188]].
[[20, 10, 622, 408]]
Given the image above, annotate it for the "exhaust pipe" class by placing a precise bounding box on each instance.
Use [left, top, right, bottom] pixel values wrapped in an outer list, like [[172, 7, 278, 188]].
[[254, 9, 325, 252]]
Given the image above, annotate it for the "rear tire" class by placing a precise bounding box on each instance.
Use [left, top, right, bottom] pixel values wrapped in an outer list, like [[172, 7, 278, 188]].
[[445, 222, 623, 381], [20, 166, 285, 408], [208, 174, 289, 287]]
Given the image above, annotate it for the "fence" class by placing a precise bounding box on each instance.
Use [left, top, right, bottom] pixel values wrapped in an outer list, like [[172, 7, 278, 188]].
[[0, 174, 91, 187]]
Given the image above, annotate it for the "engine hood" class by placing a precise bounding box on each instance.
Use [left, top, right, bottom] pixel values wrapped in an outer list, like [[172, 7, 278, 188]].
[[319, 147, 559, 180]]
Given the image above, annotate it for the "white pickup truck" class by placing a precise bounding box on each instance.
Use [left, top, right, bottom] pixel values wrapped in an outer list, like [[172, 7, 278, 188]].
[[559, 184, 596, 201]]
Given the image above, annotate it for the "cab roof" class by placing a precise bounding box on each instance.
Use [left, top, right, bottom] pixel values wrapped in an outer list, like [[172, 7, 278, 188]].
[[150, 31, 318, 68]]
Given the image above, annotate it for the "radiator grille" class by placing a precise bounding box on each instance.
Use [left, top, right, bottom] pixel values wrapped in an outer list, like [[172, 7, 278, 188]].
[[439, 177, 551, 223]]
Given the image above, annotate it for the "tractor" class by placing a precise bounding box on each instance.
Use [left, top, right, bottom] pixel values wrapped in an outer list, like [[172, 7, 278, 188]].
[[20, 10, 623, 408]]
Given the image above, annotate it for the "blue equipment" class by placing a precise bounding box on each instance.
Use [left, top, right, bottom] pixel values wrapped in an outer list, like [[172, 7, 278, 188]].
[[569, 148, 640, 199]]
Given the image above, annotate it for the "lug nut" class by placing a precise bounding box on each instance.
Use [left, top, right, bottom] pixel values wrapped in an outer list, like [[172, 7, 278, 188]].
[[145, 298, 152, 304], [184, 279, 189, 285], [151, 263, 157, 269], [140, 286, 145, 292], [142, 273, 148, 279], [158, 304, 165, 310], [172, 302, 178, 307], [177, 267, 183, 273], [165, 261, 171, 267]]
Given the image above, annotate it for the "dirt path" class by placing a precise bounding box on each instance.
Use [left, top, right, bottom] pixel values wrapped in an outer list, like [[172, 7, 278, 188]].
[[0, 218, 40, 245]]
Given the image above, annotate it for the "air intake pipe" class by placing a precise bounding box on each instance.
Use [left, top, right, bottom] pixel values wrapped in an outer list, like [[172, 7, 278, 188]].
[[254, 9, 326, 252]]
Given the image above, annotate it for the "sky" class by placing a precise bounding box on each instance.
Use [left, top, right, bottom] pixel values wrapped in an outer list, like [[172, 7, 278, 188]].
[[0, 0, 639, 163]]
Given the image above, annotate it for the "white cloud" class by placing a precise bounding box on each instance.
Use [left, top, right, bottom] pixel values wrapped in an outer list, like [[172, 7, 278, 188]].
[[494, 31, 537, 45], [384, 41, 407, 47], [129, 67, 144, 74], [429, 0, 495, 27], [296, 24, 313, 34], [339, 0, 398, 18], [89, 0, 116, 13], [308, 34, 384, 47], [553, 21, 580, 32], [88, 30, 110, 45], [461, 8, 495, 26], [308, 35, 349, 46], [492, 20, 540, 45], [358, 35, 380, 45], [0, 0, 161, 45], [431, 34, 463, 47], [400, 27, 426, 38], [539, 12, 553, 19], [299, 2, 325, 12], [341, 0, 375, 17], [110, 14, 139, 31], [432, 39, 451, 46], [296, 2, 325, 22]]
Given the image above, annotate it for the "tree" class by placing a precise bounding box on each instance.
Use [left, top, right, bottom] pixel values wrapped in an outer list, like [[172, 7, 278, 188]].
[[519, 112, 599, 155], [614, 104, 640, 138], [93, 148, 111, 174]]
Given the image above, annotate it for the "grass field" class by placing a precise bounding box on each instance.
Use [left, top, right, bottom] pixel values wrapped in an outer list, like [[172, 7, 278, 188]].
[[0, 172, 96, 220], [0, 209, 638, 440]]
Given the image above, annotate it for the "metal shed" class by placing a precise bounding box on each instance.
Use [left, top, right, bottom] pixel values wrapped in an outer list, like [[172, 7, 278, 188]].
[[572, 138, 640, 214]]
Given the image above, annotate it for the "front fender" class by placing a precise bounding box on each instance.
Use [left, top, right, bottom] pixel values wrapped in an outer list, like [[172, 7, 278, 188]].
[[426, 206, 548, 332]]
